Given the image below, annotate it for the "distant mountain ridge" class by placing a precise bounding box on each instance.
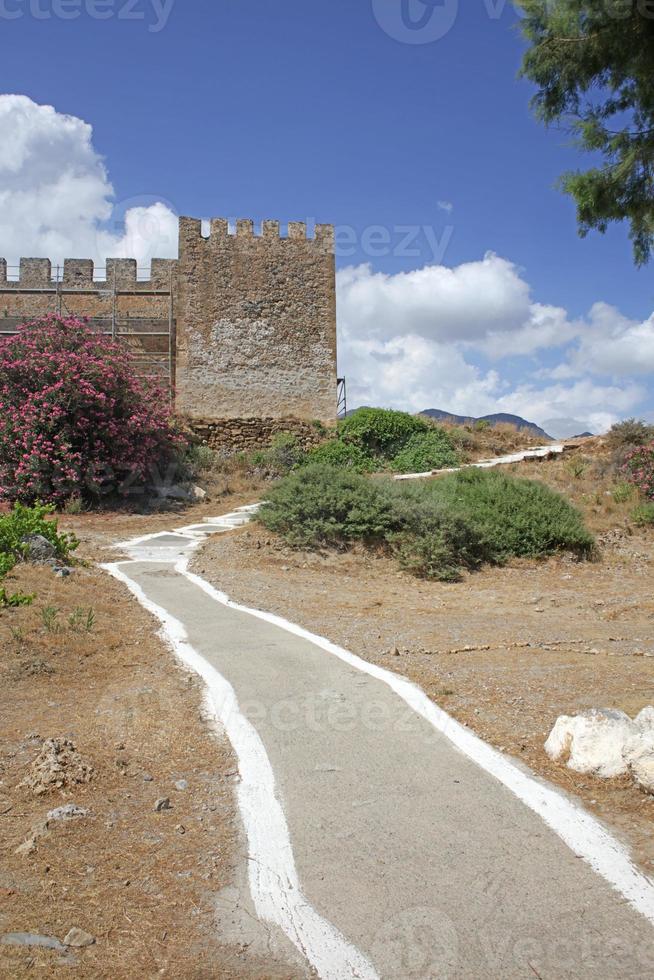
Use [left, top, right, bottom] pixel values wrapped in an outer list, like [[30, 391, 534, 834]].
[[420, 409, 553, 441]]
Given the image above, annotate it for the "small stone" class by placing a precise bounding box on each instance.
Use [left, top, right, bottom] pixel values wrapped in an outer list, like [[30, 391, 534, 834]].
[[21, 534, 56, 562], [174, 779, 188, 791], [46, 803, 88, 822], [142, 773, 153, 782], [154, 797, 171, 812], [1, 932, 65, 951], [62, 927, 95, 948]]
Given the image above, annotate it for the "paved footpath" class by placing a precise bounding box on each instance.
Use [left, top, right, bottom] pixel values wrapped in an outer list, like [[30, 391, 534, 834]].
[[104, 509, 654, 980]]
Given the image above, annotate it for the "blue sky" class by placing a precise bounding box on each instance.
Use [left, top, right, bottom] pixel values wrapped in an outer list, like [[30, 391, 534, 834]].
[[1, 0, 652, 435]]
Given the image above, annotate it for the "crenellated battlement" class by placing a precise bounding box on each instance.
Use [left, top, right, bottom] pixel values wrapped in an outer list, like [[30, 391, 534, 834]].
[[178, 215, 334, 250], [0, 257, 177, 289], [0, 212, 337, 423]]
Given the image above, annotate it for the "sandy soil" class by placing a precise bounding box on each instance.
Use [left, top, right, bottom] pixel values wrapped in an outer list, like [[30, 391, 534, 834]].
[[0, 559, 293, 978], [192, 523, 654, 874]]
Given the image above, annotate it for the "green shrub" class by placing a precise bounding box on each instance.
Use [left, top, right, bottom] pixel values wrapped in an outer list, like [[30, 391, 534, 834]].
[[258, 464, 395, 547], [379, 482, 488, 580], [633, 502, 654, 526], [183, 443, 217, 477], [305, 439, 375, 472], [258, 464, 594, 579], [250, 433, 306, 478], [0, 502, 77, 562], [425, 469, 594, 560], [339, 408, 428, 458], [474, 419, 490, 432], [446, 426, 476, 451], [607, 418, 654, 450], [0, 503, 78, 606], [391, 430, 459, 474]]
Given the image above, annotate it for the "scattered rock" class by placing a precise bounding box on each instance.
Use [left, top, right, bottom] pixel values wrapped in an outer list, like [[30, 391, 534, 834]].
[[545, 705, 654, 793], [154, 797, 172, 812], [46, 803, 89, 822], [15, 832, 41, 857], [20, 534, 56, 562], [19, 738, 93, 796], [0, 932, 65, 951], [155, 483, 206, 502], [62, 927, 95, 948], [635, 705, 654, 732], [174, 779, 188, 791], [624, 733, 654, 794], [545, 708, 636, 777], [142, 773, 153, 782]]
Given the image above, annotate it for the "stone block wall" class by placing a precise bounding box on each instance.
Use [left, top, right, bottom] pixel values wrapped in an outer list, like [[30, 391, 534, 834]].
[[188, 417, 332, 453], [175, 217, 337, 423]]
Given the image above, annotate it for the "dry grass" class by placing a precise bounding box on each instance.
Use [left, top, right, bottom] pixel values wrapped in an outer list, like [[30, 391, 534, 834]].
[[434, 419, 549, 462], [507, 437, 641, 534], [0, 561, 291, 978]]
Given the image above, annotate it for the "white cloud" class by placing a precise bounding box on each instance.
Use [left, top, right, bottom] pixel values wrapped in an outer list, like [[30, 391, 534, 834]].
[[437, 200, 454, 214], [569, 302, 654, 377], [336, 255, 532, 343], [0, 94, 177, 272], [337, 261, 652, 436]]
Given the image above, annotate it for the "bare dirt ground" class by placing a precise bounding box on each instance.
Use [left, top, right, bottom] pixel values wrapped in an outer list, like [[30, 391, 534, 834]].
[[0, 558, 293, 978], [191, 463, 654, 875]]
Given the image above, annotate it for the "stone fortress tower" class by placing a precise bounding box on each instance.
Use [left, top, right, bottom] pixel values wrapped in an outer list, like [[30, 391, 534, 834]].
[[0, 216, 338, 447]]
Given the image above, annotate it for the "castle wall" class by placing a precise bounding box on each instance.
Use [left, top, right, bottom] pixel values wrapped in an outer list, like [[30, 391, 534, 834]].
[[175, 217, 337, 422], [0, 215, 338, 424], [0, 258, 175, 324]]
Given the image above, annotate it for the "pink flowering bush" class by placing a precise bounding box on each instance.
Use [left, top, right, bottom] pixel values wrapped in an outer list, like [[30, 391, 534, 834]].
[[0, 315, 186, 504], [623, 441, 654, 500]]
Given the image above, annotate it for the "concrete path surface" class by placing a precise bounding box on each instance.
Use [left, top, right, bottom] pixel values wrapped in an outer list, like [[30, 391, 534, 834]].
[[103, 508, 654, 979]]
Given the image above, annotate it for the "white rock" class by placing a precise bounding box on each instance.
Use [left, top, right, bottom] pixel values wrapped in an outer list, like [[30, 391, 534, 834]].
[[634, 705, 654, 732], [544, 708, 637, 778], [623, 732, 654, 794], [155, 483, 206, 502], [46, 803, 88, 822]]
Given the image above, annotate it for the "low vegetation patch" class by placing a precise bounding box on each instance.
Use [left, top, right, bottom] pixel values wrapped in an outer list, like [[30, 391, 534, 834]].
[[295, 408, 460, 476], [390, 429, 459, 473], [259, 464, 594, 580], [0, 503, 77, 606], [306, 438, 376, 472]]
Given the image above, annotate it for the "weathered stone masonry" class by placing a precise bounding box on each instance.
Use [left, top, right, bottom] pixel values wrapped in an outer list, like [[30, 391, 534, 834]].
[[176, 218, 337, 423], [0, 216, 338, 441]]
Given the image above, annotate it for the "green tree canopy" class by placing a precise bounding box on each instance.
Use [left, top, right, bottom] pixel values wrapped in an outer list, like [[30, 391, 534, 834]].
[[519, 1, 654, 264]]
